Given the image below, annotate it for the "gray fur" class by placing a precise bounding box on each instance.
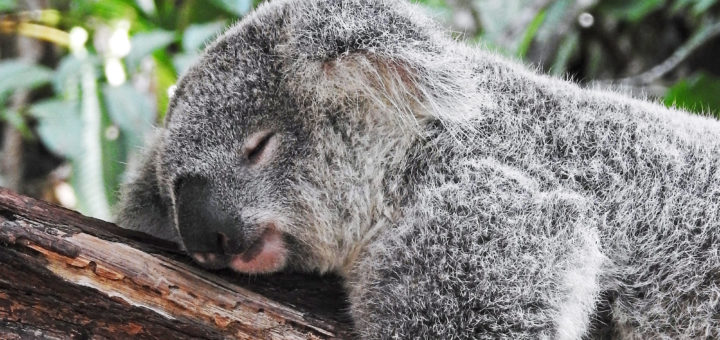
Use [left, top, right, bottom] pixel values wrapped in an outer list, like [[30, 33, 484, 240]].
[[117, 0, 720, 338]]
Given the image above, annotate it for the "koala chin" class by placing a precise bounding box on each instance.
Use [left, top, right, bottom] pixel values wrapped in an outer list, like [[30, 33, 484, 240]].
[[117, 0, 720, 338]]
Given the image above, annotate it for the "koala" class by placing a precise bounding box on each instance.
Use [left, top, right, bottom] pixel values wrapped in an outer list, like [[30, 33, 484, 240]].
[[117, 0, 720, 338]]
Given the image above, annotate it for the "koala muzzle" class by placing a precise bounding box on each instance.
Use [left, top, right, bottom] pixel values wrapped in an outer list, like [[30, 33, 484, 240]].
[[175, 176, 247, 267]]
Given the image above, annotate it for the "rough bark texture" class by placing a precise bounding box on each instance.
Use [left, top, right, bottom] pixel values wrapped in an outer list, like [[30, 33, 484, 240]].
[[0, 187, 353, 339]]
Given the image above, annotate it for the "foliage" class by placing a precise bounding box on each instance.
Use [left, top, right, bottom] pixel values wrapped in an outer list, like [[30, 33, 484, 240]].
[[0, 0, 719, 218], [0, 0, 239, 218], [664, 73, 720, 115]]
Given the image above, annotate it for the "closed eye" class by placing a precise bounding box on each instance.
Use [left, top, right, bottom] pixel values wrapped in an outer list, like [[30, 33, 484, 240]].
[[244, 130, 277, 165]]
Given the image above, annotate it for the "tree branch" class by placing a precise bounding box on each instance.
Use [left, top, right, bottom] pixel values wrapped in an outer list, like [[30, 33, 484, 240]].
[[618, 19, 720, 85], [0, 187, 353, 339]]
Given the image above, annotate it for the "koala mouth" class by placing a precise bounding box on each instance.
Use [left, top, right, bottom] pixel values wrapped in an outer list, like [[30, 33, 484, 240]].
[[191, 226, 287, 274]]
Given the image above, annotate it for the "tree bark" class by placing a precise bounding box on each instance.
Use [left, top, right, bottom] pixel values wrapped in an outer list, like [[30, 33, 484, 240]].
[[0, 187, 353, 339]]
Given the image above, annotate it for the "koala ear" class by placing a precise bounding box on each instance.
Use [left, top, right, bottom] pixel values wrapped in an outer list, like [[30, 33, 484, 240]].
[[116, 142, 180, 244], [321, 52, 423, 105], [303, 47, 483, 136], [291, 50, 431, 130], [277, 0, 453, 128], [281, 0, 480, 133]]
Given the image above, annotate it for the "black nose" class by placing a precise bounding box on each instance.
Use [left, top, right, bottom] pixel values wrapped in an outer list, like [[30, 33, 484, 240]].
[[174, 176, 245, 254]]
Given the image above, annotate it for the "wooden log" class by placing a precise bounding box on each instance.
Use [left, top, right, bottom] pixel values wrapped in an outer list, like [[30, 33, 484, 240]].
[[0, 187, 354, 339]]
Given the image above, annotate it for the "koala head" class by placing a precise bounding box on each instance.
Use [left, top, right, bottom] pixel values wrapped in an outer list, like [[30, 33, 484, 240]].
[[120, 0, 465, 275]]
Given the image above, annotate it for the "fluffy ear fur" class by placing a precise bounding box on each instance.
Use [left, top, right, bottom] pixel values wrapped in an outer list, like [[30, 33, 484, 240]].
[[116, 140, 179, 244], [317, 52, 428, 130], [276, 0, 486, 136]]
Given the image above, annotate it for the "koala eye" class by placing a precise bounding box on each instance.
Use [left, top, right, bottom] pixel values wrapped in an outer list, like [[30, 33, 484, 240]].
[[243, 130, 278, 165]]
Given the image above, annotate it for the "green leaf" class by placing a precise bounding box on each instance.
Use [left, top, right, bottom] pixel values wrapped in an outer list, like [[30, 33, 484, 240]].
[[99, 98, 127, 208], [551, 32, 579, 77], [68, 0, 141, 25], [671, 0, 717, 14], [182, 21, 227, 52], [153, 50, 178, 122], [125, 30, 176, 71], [53, 55, 86, 96], [691, 0, 718, 14], [210, 0, 253, 16], [0, 60, 52, 99], [516, 9, 547, 58], [172, 53, 200, 76], [73, 62, 112, 220], [671, 0, 695, 11], [585, 41, 605, 79], [535, 0, 572, 42], [664, 73, 720, 116], [0, 108, 32, 139], [598, 0, 665, 22], [0, 0, 16, 11], [102, 84, 155, 149], [134, 0, 157, 16], [28, 99, 84, 159], [176, 0, 228, 30]]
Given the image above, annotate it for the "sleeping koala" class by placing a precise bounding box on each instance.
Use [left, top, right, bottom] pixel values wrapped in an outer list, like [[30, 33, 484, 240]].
[[117, 0, 720, 338]]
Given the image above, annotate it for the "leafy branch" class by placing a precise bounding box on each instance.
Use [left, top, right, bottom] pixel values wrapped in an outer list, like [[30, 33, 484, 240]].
[[618, 18, 720, 85]]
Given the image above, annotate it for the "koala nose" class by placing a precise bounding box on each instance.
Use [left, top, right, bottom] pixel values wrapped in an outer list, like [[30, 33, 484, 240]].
[[174, 176, 245, 255]]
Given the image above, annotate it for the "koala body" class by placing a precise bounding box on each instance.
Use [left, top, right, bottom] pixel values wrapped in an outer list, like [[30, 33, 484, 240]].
[[117, 0, 720, 338]]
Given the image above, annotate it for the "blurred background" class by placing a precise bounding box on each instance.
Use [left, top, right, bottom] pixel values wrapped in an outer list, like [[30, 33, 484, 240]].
[[0, 0, 719, 220]]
